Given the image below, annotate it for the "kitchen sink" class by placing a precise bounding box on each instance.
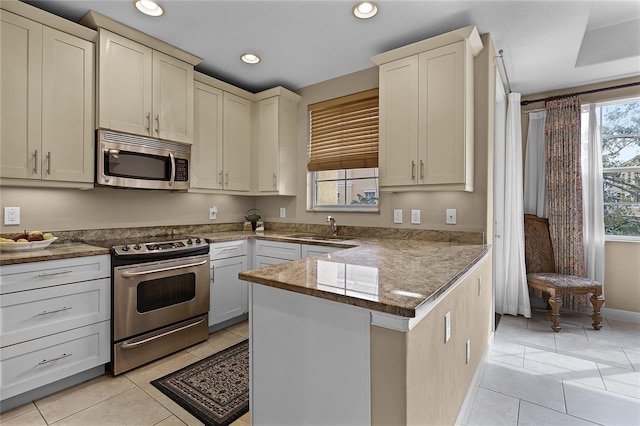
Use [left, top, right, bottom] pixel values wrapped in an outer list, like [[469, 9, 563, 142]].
[[284, 234, 350, 241]]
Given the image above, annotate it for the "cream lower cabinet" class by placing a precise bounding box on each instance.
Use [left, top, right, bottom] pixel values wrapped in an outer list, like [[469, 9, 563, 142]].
[[254, 89, 301, 195], [0, 255, 111, 403], [0, 10, 94, 186], [210, 241, 249, 326], [192, 74, 252, 193], [97, 29, 194, 144], [374, 26, 483, 192]]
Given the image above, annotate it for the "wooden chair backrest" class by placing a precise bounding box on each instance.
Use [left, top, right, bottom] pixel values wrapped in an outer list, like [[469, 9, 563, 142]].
[[523, 214, 556, 274]]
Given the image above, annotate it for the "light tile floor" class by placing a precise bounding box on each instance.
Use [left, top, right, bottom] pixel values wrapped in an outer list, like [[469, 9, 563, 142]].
[[2, 312, 639, 426], [465, 310, 640, 426], [0, 322, 251, 426]]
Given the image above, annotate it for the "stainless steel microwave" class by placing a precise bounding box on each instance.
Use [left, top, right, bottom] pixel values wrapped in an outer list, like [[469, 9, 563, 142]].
[[96, 130, 190, 190]]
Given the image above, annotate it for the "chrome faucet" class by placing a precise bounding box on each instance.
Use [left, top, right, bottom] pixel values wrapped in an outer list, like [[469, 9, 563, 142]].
[[327, 216, 337, 236]]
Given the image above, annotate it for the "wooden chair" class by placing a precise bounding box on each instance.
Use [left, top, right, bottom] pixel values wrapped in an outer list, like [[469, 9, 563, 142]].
[[523, 214, 604, 332]]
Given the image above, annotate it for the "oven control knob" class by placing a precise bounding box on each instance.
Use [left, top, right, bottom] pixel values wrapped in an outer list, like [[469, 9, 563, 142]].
[[121, 245, 130, 252], [133, 244, 141, 250], [196, 238, 202, 243], [187, 238, 193, 244]]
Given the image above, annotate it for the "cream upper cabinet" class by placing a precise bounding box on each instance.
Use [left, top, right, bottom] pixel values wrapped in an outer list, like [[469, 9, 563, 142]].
[[256, 97, 280, 193], [223, 92, 252, 191], [254, 89, 301, 195], [191, 74, 252, 193], [373, 26, 482, 192], [0, 10, 94, 186], [378, 56, 420, 187], [98, 29, 193, 143], [192, 81, 224, 190]]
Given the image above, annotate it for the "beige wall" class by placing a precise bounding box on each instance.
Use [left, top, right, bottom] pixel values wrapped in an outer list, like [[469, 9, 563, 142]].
[[0, 186, 254, 233], [521, 76, 640, 314], [604, 241, 640, 312], [258, 33, 496, 236]]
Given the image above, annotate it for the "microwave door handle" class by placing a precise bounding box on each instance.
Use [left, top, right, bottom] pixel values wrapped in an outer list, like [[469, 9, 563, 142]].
[[169, 152, 175, 187]]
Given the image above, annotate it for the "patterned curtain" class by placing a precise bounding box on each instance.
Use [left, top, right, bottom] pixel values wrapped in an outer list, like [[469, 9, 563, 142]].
[[544, 96, 587, 311]]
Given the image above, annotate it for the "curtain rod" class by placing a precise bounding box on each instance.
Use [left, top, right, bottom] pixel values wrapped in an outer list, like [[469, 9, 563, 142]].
[[520, 81, 640, 106], [495, 49, 512, 93]]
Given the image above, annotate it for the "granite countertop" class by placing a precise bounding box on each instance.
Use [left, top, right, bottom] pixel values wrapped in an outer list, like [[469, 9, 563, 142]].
[[0, 229, 489, 320], [237, 233, 489, 318], [0, 242, 110, 265]]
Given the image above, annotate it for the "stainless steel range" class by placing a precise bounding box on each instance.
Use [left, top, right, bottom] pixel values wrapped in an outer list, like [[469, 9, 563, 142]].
[[110, 237, 210, 375]]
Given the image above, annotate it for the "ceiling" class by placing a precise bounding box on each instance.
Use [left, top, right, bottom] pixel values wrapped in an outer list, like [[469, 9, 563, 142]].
[[21, 0, 640, 95]]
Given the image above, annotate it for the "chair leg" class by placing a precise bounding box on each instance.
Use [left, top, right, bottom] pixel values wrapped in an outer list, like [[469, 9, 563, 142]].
[[548, 294, 562, 332], [590, 293, 605, 330]]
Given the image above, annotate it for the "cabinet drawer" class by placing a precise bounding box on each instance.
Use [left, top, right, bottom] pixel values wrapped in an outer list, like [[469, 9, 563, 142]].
[[255, 240, 301, 261], [1, 278, 110, 347], [0, 321, 110, 400], [301, 244, 342, 258], [255, 255, 291, 268], [210, 240, 247, 260], [0, 255, 110, 294]]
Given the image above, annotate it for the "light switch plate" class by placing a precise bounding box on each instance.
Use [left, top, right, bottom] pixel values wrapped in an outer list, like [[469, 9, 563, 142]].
[[4, 207, 20, 225], [446, 208, 456, 225], [411, 209, 420, 224], [280, 207, 286, 218], [393, 209, 402, 224]]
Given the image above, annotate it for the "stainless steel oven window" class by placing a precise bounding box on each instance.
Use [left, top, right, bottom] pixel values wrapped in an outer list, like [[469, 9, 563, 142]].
[[136, 273, 197, 313]]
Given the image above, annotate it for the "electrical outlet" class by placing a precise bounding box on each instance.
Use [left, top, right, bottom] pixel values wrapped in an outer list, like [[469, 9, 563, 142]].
[[280, 207, 286, 218], [446, 208, 456, 225], [466, 339, 471, 363], [444, 311, 451, 343], [209, 206, 217, 220], [4, 207, 20, 225], [393, 209, 402, 224], [411, 209, 420, 224]]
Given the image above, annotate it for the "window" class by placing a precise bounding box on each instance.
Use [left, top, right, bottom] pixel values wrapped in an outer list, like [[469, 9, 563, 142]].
[[313, 168, 379, 210], [308, 89, 379, 211], [585, 98, 640, 237]]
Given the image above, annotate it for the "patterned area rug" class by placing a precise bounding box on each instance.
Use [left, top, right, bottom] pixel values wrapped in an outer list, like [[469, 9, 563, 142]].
[[151, 340, 249, 426]]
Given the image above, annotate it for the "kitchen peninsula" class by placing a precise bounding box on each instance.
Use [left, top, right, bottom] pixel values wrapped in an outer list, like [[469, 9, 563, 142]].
[[239, 234, 492, 426]]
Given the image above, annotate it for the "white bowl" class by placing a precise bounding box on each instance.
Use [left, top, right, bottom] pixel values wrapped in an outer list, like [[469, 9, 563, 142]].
[[0, 237, 58, 252]]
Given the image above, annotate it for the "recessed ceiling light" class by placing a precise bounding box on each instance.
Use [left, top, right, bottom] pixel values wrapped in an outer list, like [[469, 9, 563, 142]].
[[353, 1, 378, 19], [240, 53, 261, 64], [133, 0, 164, 17]]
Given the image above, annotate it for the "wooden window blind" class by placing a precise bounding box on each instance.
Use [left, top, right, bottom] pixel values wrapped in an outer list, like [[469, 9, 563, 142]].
[[307, 89, 379, 172]]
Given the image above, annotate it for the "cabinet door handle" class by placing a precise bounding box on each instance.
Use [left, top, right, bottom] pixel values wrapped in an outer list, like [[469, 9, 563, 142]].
[[224, 172, 229, 186], [46, 152, 51, 175], [155, 114, 160, 134], [218, 171, 223, 186], [273, 173, 277, 188], [146, 112, 151, 132], [37, 270, 73, 277], [38, 306, 72, 316], [38, 353, 72, 365], [33, 150, 39, 174], [420, 160, 424, 180], [411, 161, 416, 181]]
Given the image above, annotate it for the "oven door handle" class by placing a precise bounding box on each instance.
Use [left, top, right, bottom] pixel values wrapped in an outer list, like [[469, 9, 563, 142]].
[[120, 259, 208, 278], [120, 317, 205, 349]]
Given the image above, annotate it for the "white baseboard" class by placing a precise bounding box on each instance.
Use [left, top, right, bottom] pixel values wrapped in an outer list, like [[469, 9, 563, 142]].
[[602, 308, 640, 324], [455, 332, 494, 426]]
